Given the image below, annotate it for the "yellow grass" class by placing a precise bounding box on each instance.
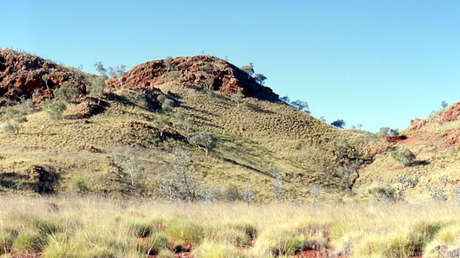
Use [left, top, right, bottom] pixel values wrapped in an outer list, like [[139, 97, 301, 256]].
[[0, 196, 459, 257]]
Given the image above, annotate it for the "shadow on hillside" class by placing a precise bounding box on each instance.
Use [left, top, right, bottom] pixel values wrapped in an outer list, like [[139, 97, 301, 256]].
[[409, 160, 431, 166], [245, 103, 274, 114]]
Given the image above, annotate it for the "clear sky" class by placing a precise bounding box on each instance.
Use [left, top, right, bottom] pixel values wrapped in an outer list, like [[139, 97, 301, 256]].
[[1, 1, 459, 132]]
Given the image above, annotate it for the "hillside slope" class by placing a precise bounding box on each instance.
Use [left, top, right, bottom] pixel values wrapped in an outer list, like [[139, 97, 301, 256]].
[[0, 50, 382, 201], [355, 101, 460, 201]]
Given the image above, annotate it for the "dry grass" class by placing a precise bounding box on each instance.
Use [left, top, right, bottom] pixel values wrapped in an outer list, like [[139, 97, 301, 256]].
[[0, 81, 382, 200], [0, 196, 459, 257]]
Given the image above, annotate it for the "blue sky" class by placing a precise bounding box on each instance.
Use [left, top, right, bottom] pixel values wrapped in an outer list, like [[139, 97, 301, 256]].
[[1, 1, 459, 132]]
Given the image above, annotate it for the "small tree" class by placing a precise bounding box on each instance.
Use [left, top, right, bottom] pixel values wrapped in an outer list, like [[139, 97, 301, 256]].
[[114, 152, 145, 192], [254, 73, 267, 84], [280, 96, 290, 103], [231, 92, 244, 107], [41, 100, 67, 121], [441, 101, 448, 109], [157, 150, 206, 201], [391, 148, 416, 167], [188, 131, 217, 156], [272, 168, 285, 201], [94, 61, 107, 76], [240, 63, 254, 77], [175, 113, 194, 133], [379, 127, 390, 136], [164, 56, 173, 71], [291, 100, 310, 113], [87, 77, 106, 104], [152, 115, 170, 137], [331, 119, 345, 129], [1, 107, 28, 134], [156, 94, 174, 113]]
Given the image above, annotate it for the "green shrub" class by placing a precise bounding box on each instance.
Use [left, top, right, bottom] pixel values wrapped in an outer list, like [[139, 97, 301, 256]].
[[391, 148, 416, 167]]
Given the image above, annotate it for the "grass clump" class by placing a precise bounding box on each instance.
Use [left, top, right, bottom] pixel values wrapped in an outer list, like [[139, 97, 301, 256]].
[[164, 219, 204, 246], [357, 221, 443, 257], [127, 219, 163, 238], [137, 232, 169, 255], [0, 230, 17, 254], [11, 231, 47, 254], [252, 223, 329, 256], [193, 240, 246, 258]]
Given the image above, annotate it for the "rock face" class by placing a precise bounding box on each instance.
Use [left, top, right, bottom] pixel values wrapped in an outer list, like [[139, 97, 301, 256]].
[[441, 100, 460, 122], [106, 55, 279, 101], [0, 49, 88, 106]]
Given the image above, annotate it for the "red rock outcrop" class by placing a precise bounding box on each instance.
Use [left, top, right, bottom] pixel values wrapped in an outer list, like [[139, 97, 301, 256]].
[[106, 55, 278, 101], [441, 100, 460, 122], [0, 49, 88, 106]]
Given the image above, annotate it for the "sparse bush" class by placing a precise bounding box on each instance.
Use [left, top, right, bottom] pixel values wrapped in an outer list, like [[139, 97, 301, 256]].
[[41, 99, 67, 121], [231, 92, 244, 107], [188, 131, 217, 156], [391, 148, 416, 167], [53, 82, 79, 103]]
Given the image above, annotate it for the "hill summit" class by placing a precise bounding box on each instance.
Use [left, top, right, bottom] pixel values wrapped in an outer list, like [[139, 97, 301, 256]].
[[106, 55, 278, 101]]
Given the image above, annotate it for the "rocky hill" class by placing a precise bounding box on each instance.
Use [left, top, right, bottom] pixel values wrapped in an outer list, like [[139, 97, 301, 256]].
[[355, 101, 460, 201], [0, 49, 91, 106], [1, 49, 457, 203]]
